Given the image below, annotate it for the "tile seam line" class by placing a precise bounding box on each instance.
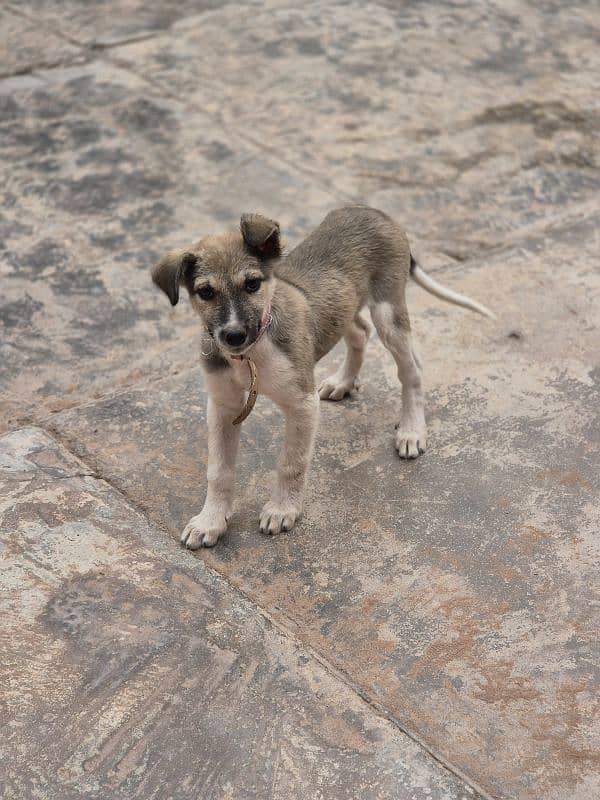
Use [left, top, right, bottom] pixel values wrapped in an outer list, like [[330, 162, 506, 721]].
[[37, 421, 500, 800]]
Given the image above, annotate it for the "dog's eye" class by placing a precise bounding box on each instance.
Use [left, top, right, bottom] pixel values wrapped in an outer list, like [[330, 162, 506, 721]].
[[245, 277, 261, 293], [197, 285, 215, 301]]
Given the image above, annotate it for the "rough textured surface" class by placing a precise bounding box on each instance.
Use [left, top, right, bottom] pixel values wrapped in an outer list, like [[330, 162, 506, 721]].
[[1, 2, 599, 799], [1, 428, 480, 800]]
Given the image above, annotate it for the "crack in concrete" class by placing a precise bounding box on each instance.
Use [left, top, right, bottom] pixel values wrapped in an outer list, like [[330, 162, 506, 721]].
[[0, 31, 165, 82], [2, 470, 95, 486], [5, 2, 83, 47], [1, 3, 161, 82], [0, 55, 88, 81], [2, 3, 190, 81]]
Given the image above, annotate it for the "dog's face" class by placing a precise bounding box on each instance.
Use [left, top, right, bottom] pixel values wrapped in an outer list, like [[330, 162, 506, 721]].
[[152, 214, 280, 354]]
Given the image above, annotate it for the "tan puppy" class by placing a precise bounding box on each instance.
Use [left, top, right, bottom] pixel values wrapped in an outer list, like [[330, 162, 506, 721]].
[[152, 206, 493, 548]]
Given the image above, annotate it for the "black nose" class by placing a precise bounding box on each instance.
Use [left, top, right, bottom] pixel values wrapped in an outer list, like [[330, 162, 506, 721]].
[[224, 328, 247, 347]]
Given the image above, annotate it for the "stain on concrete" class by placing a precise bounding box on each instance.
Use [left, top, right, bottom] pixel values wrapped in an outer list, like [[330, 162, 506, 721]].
[[0, 296, 43, 329]]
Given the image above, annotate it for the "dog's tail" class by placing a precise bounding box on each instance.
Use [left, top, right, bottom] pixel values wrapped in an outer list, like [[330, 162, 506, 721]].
[[410, 256, 495, 319]]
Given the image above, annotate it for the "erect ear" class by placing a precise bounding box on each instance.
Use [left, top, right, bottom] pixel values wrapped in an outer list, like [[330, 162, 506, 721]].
[[151, 249, 197, 306], [240, 213, 281, 260]]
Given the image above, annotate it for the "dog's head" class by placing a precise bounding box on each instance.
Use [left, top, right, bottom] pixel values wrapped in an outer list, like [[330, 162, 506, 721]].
[[152, 213, 280, 354]]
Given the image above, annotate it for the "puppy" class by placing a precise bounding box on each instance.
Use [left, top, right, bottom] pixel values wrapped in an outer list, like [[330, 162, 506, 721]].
[[152, 206, 493, 548]]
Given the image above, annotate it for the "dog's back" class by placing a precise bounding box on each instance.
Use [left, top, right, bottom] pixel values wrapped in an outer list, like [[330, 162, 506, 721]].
[[275, 205, 411, 360]]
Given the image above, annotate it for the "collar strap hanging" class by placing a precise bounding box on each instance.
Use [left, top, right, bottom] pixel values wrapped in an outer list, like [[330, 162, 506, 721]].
[[231, 358, 258, 425], [230, 302, 271, 426]]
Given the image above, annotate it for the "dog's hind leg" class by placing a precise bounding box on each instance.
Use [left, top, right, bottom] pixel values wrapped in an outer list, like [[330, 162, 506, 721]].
[[370, 299, 427, 458], [318, 312, 371, 401]]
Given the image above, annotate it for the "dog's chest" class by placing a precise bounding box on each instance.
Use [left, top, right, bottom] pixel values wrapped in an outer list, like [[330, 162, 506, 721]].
[[230, 340, 296, 405]]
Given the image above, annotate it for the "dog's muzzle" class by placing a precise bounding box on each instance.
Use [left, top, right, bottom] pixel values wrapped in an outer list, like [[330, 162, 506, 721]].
[[220, 327, 248, 349]]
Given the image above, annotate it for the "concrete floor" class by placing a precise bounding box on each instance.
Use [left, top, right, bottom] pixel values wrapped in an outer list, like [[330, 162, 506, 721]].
[[1, 2, 599, 798]]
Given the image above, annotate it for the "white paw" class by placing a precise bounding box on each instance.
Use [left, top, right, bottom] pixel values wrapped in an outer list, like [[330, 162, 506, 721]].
[[395, 427, 427, 459], [181, 508, 230, 549], [259, 501, 300, 535], [318, 375, 358, 401]]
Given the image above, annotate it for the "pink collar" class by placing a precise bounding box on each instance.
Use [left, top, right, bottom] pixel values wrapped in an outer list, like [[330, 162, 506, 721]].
[[231, 302, 272, 361]]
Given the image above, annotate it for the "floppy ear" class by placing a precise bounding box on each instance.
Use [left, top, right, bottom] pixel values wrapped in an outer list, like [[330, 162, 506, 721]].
[[240, 213, 281, 260], [151, 249, 197, 306]]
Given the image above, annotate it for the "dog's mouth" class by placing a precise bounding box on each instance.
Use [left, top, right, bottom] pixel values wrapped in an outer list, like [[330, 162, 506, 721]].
[[226, 338, 258, 357], [222, 342, 249, 356]]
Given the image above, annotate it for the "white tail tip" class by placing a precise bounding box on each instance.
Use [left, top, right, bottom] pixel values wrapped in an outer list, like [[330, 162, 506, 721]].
[[411, 264, 496, 320]]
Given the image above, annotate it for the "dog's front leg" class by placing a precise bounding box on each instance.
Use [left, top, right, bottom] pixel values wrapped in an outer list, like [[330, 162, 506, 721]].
[[181, 382, 244, 549], [260, 390, 320, 535]]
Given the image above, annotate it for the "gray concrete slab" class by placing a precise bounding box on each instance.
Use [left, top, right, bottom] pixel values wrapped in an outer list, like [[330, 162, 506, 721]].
[[51, 217, 600, 800], [0, 427, 481, 800]]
